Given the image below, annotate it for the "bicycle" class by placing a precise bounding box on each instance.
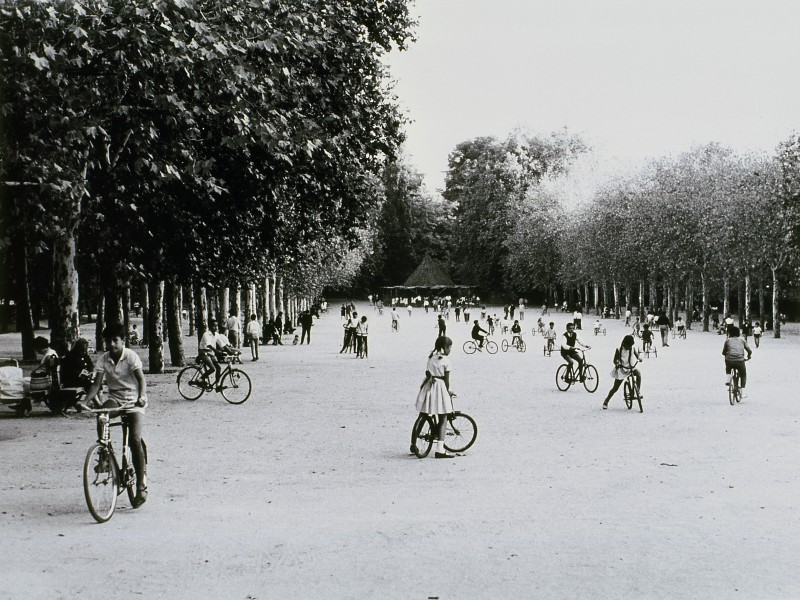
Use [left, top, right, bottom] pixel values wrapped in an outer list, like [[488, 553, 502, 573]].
[[621, 365, 643, 412], [501, 336, 526, 353], [593, 327, 606, 336], [82, 403, 148, 523], [531, 324, 545, 336], [642, 341, 658, 358], [543, 337, 556, 356], [555, 349, 599, 393], [410, 396, 477, 458], [463, 337, 498, 354], [176, 352, 252, 404], [728, 359, 749, 405]]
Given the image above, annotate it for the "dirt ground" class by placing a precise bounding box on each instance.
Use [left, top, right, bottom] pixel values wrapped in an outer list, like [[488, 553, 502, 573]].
[[1, 303, 799, 600]]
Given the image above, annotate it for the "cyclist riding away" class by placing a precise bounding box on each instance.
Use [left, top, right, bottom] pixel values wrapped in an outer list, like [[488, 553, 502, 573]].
[[561, 322, 590, 380], [722, 325, 752, 395]]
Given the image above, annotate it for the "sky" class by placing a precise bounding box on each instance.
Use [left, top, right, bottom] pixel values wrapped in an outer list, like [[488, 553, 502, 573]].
[[385, 0, 800, 195]]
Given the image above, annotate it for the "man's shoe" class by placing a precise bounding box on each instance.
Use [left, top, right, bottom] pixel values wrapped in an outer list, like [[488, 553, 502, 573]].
[[602, 402, 608, 409], [434, 452, 454, 459], [410, 445, 418, 455]]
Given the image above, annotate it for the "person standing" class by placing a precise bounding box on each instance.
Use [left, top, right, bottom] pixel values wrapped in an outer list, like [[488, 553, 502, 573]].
[[245, 314, 261, 361], [391, 307, 400, 332], [656, 311, 671, 347], [572, 308, 583, 330], [226, 312, 241, 349], [437, 314, 447, 337], [300, 310, 314, 345], [356, 315, 369, 358], [412, 336, 457, 459], [79, 323, 148, 507]]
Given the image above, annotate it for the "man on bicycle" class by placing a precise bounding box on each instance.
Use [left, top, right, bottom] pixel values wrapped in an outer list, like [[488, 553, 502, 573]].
[[199, 319, 237, 388], [560, 322, 590, 380], [722, 325, 752, 393], [510, 320, 523, 347], [471, 320, 489, 350], [78, 322, 148, 507], [544, 322, 557, 352]]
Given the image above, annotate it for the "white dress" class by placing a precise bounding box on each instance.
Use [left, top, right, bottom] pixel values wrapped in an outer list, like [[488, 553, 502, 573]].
[[414, 352, 453, 415]]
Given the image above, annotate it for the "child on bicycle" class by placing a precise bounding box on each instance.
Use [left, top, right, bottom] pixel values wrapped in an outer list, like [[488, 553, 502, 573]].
[[722, 325, 752, 392], [510, 320, 522, 347], [412, 336, 457, 459], [593, 319, 602, 335], [544, 322, 557, 351], [536, 316, 545, 334], [560, 322, 590, 380], [675, 316, 685, 336], [78, 322, 149, 507], [199, 319, 236, 388], [603, 335, 642, 410], [641, 323, 654, 353]]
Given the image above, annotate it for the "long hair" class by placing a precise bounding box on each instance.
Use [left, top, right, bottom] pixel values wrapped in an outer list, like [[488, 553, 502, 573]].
[[429, 336, 453, 358]]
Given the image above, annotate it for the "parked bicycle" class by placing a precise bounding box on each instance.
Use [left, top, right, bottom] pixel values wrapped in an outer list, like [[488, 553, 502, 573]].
[[82, 403, 148, 523], [463, 336, 498, 354], [501, 336, 526, 353], [410, 396, 477, 458], [176, 352, 251, 404], [555, 349, 599, 393]]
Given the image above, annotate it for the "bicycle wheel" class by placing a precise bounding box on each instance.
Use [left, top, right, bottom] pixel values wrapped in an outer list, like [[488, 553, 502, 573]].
[[444, 412, 477, 453], [412, 415, 434, 458], [220, 369, 252, 404], [556, 364, 572, 391], [463, 341, 476, 355], [485, 341, 498, 354], [517, 340, 526, 353], [623, 380, 633, 409], [531, 328, 537, 336], [177, 365, 205, 401], [501, 339, 509, 352], [582, 364, 599, 393], [83, 443, 118, 523]]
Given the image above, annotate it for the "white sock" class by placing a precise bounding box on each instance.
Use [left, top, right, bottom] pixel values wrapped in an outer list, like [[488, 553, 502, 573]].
[[436, 441, 444, 454]]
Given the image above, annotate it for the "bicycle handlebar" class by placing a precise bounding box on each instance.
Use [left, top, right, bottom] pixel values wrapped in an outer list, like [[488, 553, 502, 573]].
[[80, 401, 138, 414]]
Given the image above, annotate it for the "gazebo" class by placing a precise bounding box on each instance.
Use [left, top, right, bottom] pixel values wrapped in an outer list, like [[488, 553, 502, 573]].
[[380, 255, 475, 305]]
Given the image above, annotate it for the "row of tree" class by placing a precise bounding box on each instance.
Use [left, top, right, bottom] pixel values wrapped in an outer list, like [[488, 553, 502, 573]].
[[351, 134, 799, 338], [1, 0, 415, 367]]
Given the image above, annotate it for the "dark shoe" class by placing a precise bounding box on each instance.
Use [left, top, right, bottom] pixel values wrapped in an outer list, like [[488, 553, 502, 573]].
[[434, 452, 454, 459], [602, 402, 608, 409], [410, 445, 417, 455], [132, 484, 148, 508]]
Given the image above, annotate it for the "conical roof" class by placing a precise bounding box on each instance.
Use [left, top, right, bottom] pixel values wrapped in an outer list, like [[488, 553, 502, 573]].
[[402, 255, 455, 287]]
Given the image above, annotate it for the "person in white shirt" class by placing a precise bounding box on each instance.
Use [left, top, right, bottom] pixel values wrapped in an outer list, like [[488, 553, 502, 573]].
[[245, 314, 262, 361], [225, 312, 241, 348], [199, 319, 235, 385]]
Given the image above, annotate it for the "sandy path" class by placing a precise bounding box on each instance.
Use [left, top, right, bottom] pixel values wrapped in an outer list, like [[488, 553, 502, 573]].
[[1, 304, 799, 599]]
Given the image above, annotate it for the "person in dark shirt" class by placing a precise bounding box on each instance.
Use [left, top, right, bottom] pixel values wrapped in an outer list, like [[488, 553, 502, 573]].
[[471, 320, 488, 350]]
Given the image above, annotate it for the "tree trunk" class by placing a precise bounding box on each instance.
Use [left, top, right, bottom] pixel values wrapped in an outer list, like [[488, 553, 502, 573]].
[[701, 273, 710, 332], [193, 282, 208, 342], [140, 281, 149, 345], [757, 271, 765, 324], [772, 267, 781, 339], [685, 283, 693, 329], [49, 234, 81, 355], [232, 287, 241, 320], [147, 280, 165, 373], [95, 296, 105, 352], [165, 276, 185, 367], [722, 274, 730, 318], [187, 285, 195, 337], [744, 271, 751, 322], [593, 283, 600, 315], [638, 279, 645, 316], [103, 285, 124, 330]]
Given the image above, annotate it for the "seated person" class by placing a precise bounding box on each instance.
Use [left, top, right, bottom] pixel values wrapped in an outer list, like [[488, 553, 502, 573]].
[[471, 320, 489, 350], [536, 317, 545, 332], [21, 336, 60, 413], [675, 316, 685, 333], [128, 324, 140, 345], [593, 319, 602, 334], [199, 320, 237, 387], [60, 338, 94, 389], [510, 320, 522, 346], [642, 324, 654, 351]]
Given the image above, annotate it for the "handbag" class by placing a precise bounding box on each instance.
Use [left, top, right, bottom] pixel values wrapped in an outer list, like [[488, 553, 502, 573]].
[[29, 369, 53, 394]]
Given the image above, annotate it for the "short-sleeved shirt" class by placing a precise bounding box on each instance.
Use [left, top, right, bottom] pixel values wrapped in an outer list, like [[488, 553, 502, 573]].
[[199, 330, 216, 352], [95, 348, 144, 411]]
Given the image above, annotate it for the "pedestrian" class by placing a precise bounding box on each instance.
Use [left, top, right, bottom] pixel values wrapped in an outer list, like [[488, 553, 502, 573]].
[[437, 314, 446, 337], [300, 310, 314, 344], [603, 334, 642, 411], [245, 314, 261, 361], [656, 311, 671, 347], [412, 336, 457, 459], [391, 307, 400, 332], [572, 308, 583, 330], [356, 315, 369, 358], [226, 312, 241, 349]]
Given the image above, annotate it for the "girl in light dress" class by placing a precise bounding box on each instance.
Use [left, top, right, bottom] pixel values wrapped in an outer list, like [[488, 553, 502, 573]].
[[413, 336, 457, 459]]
